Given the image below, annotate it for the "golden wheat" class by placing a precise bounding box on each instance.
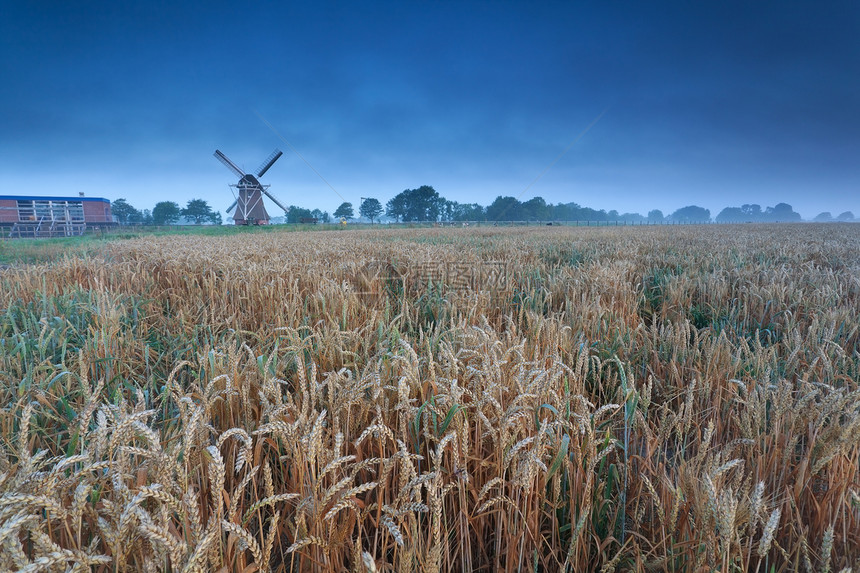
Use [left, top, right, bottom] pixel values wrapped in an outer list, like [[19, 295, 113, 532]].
[[0, 224, 858, 571]]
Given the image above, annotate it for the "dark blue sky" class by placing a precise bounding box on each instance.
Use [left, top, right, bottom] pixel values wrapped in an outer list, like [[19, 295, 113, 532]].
[[2, 1, 858, 218]]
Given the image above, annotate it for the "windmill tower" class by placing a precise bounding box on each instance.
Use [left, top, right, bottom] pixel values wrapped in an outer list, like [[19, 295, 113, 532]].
[[214, 149, 290, 225]]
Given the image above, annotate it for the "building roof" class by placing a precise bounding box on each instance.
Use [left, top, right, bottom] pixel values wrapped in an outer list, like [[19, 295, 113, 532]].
[[0, 195, 111, 203]]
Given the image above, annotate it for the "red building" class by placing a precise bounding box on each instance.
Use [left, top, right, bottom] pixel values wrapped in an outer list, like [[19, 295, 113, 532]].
[[0, 195, 114, 237]]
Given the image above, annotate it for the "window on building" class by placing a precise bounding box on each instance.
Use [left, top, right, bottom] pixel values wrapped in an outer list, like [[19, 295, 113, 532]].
[[34, 201, 51, 220], [16, 199, 86, 222], [62, 201, 85, 222], [16, 200, 35, 221]]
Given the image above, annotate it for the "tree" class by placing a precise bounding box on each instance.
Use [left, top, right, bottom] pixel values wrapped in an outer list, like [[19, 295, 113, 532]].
[[111, 198, 142, 225], [741, 204, 763, 221], [486, 196, 522, 221], [439, 200, 455, 222], [359, 198, 383, 223], [181, 199, 219, 225], [813, 212, 833, 222], [287, 206, 313, 223], [127, 208, 145, 224], [386, 193, 408, 222], [763, 203, 801, 222], [669, 205, 711, 222], [152, 201, 181, 225], [836, 211, 855, 221], [406, 186, 443, 222], [716, 207, 745, 223], [647, 209, 664, 222], [310, 209, 331, 223], [450, 202, 485, 221], [386, 186, 444, 222], [333, 202, 354, 220], [550, 202, 580, 221], [522, 197, 549, 221]]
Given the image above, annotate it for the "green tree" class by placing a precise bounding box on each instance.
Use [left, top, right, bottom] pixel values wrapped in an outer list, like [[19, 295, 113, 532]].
[[550, 202, 579, 221], [287, 205, 313, 223], [411, 186, 443, 221], [333, 202, 354, 220], [522, 197, 549, 221], [111, 198, 142, 225], [763, 203, 801, 222], [486, 196, 522, 221], [359, 198, 383, 223], [715, 207, 745, 223], [450, 202, 485, 221], [311, 209, 331, 223], [439, 200, 455, 222], [741, 204, 763, 220], [647, 209, 664, 222], [152, 201, 181, 225], [385, 193, 408, 222], [386, 186, 445, 222], [127, 209, 145, 224], [181, 199, 219, 225], [669, 205, 711, 223]]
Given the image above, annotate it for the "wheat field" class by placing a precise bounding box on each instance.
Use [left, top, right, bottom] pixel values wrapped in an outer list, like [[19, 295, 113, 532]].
[[0, 224, 858, 572]]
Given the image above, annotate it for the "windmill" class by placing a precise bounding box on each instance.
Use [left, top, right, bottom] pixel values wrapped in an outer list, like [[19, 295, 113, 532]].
[[214, 149, 290, 225]]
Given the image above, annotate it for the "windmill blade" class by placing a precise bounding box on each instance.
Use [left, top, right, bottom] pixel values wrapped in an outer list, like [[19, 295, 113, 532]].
[[214, 150, 246, 178], [262, 188, 290, 214], [226, 199, 238, 213], [256, 149, 283, 177]]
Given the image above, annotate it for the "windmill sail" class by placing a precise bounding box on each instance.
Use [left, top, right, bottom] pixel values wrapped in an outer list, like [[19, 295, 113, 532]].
[[262, 189, 290, 214], [214, 150, 245, 178], [256, 150, 283, 177]]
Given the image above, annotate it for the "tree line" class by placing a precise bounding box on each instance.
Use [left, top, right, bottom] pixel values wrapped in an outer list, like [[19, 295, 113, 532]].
[[111, 199, 223, 225], [111, 192, 855, 226], [111, 198, 335, 225], [370, 188, 853, 223], [715, 204, 855, 223], [374, 188, 712, 223]]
